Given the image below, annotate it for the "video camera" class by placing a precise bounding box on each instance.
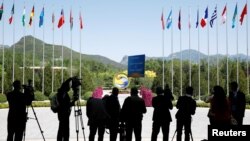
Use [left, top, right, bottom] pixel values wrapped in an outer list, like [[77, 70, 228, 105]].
[[23, 79, 35, 105], [71, 76, 82, 101]]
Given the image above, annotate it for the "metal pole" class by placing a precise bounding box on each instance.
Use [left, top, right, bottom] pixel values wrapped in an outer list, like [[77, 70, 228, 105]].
[[12, 1, 15, 83], [247, 0, 249, 95], [1, 0, 4, 94], [207, 6, 210, 95], [61, 19, 64, 84], [171, 8, 174, 94], [198, 8, 201, 100], [216, 4, 219, 85], [226, 4, 229, 95], [32, 6, 35, 88], [237, 3, 239, 83], [52, 12, 55, 93], [180, 8, 182, 96], [189, 7, 192, 86], [42, 7, 45, 95]]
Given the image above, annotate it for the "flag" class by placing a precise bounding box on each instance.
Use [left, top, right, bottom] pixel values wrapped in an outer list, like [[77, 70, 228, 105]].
[[210, 6, 217, 28], [70, 10, 73, 30], [52, 13, 55, 23], [196, 9, 199, 28], [29, 6, 34, 26], [22, 7, 25, 26], [240, 4, 247, 25], [80, 12, 83, 29], [161, 11, 165, 30], [178, 10, 181, 30], [9, 4, 14, 24], [39, 7, 44, 27], [221, 5, 227, 24], [0, 3, 3, 21], [200, 7, 208, 28], [232, 4, 237, 28], [166, 10, 172, 29], [58, 9, 64, 28]]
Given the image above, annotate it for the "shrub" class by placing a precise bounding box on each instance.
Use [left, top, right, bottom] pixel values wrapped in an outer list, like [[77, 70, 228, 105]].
[[83, 91, 92, 100], [246, 94, 250, 105], [34, 91, 47, 101], [0, 94, 7, 103]]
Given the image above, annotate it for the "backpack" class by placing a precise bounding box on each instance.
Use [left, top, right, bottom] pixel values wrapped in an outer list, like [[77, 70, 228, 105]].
[[50, 94, 59, 113]]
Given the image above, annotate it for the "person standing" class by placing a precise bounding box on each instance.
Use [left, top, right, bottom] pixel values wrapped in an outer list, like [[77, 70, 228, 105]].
[[103, 87, 121, 141], [120, 87, 147, 141], [86, 88, 110, 141], [57, 78, 76, 141], [229, 81, 246, 125], [175, 86, 196, 141], [151, 86, 173, 141], [7, 80, 29, 141]]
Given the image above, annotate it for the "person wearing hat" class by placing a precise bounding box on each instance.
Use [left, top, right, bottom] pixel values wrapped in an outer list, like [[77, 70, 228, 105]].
[[175, 86, 196, 141]]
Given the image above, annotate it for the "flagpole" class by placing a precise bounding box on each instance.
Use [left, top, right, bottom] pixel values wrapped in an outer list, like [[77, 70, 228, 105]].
[[237, 3, 239, 83], [247, 0, 249, 95], [79, 10, 82, 99], [52, 12, 55, 93], [162, 8, 165, 88], [23, 6, 26, 85], [1, 0, 4, 94], [226, 4, 229, 95], [61, 16, 64, 84], [207, 6, 210, 96], [32, 6, 35, 88], [198, 8, 201, 101], [180, 8, 182, 96], [189, 7, 191, 86], [42, 6, 45, 95], [216, 4, 219, 85], [12, 1, 15, 83], [171, 8, 174, 94], [70, 8, 73, 77]]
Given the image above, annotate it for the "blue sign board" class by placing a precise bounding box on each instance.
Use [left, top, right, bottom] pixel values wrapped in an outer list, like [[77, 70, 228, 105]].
[[128, 54, 145, 77]]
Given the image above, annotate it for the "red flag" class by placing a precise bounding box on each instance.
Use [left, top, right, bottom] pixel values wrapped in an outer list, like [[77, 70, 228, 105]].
[[200, 7, 208, 28], [240, 4, 247, 25], [161, 11, 165, 30], [80, 12, 83, 29], [221, 5, 227, 24], [58, 9, 64, 28], [9, 4, 14, 24]]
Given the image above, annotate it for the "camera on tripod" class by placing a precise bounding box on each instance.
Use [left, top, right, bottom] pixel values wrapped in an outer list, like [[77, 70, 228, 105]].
[[22, 79, 35, 106], [71, 76, 82, 101]]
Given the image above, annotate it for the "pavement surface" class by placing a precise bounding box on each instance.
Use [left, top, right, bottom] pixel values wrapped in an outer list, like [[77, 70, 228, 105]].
[[0, 93, 249, 141]]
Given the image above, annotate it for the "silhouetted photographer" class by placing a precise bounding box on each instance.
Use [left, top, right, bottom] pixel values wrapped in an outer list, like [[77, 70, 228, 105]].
[[175, 86, 196, 141]]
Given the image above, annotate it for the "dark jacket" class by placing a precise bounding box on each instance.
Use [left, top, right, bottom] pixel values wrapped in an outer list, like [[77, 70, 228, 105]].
[[175, 95, 196, 120], [104, 94, 121, 120], [229, 91, 246, 119], [152, 95, 173, 122], [121, 95, 147, 122], [86, 97, 110, 125], [57, 90, 73, 120], [7, 90, 28, 123]]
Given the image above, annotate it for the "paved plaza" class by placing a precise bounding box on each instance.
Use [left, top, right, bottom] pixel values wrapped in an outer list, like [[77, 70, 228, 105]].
[[0, 94, 249, 141]]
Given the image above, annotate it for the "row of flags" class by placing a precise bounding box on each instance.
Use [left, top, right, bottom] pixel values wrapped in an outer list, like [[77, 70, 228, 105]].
[[0, 3, 84, 30], [161, 4, 247, 30]]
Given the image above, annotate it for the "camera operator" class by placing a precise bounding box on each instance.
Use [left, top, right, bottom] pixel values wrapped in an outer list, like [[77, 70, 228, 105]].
[[57, 77, 78, 141], [7, 80, 30, 141]]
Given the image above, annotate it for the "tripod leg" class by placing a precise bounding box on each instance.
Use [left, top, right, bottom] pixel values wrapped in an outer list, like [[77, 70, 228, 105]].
[[31, 105, 46, 141], [190, 130, 194, 141], [171, 130, 177, 141], [76, 100, 86, 141], [74, 105, 80, 141]]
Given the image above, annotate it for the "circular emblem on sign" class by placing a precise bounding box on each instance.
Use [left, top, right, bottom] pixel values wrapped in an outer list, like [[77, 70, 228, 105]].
[[113, 73, 129, 89]]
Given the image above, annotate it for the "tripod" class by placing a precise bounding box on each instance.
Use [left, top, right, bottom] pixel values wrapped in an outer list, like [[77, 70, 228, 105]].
[[74, 99, 86, 141], [23, 105, 46, 141], [171, 129, 193, 141]]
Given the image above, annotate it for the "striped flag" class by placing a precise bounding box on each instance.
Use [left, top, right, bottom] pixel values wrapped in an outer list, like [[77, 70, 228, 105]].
[[221, 5, 227, 24], [200, 7, 208, 28], [166, 10, 172, 29], [58, 9, 64, 28], [196, 9, 199, 28], [80, 12, 83, 30], [22, 7, 25, 26], [39, 7, 44, 27], [161, 11, 165, 30], [9, 4, 14, 24], [0, 3, 3, 21], [232, 3, 237, 28], [70, 9, 73, 30], [29, 6, 34, 26], [240, 4, 247, 25], [178, 10, 181, 30], [210, 6, 217, 28]]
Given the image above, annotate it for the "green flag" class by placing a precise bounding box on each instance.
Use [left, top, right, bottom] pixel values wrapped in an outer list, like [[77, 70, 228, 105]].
[[22, 7, 25, 26]]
